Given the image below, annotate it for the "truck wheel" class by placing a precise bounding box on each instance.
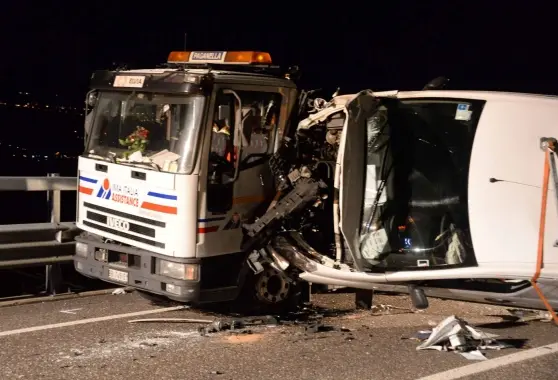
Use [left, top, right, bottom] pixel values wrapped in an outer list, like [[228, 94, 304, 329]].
[[240, 266, 303, 314], [254, 267, 292, 304]]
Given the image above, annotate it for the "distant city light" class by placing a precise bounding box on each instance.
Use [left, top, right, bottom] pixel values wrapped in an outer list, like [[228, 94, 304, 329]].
[[0, 91, 83, 161]]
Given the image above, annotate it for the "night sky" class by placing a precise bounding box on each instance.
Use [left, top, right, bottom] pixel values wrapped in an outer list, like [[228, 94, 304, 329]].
[[2, 1, 557, 99]]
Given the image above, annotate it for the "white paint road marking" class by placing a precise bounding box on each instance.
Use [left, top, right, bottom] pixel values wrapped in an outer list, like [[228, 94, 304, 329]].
[[0, 306, 187, 338], [416, 342, 558, 380], [60, 308, 83, 314]]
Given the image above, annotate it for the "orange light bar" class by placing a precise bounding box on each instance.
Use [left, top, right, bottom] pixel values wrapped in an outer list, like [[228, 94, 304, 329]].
[[166, 51, 272, 65], [224, 51, 272, 64], [167, 51, 191, 63]]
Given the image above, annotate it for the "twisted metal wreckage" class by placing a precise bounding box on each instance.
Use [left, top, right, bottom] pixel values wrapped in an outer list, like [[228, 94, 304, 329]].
[[241, 89, 432, 308], [239, 88, 558, 322]]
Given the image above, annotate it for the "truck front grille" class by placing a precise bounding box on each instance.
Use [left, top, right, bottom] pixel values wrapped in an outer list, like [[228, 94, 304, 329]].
[[82, 202, 165, 249]]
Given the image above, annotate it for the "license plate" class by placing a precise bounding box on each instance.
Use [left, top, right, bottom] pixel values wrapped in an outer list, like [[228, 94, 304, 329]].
[[108, 268, 129, 283], [113, 75, 145, 88]]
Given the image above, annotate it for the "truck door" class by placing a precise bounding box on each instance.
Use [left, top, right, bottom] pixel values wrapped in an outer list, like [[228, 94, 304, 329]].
[[202, 87, 287, 255]]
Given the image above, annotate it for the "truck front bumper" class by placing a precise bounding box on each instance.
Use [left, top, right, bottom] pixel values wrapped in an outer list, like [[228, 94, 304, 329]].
[[73, 233, 200, 303]]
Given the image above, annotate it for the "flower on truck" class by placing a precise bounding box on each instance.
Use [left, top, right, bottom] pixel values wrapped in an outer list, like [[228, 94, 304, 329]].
[[119, 126, 149, 157]]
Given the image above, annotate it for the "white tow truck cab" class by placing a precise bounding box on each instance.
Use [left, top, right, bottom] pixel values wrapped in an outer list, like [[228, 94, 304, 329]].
[[250, 89, 558, 314], [73, 51, 299, 303]]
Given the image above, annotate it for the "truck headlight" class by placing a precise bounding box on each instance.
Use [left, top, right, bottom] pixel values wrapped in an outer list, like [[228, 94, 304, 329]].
[[157, 259, 198, 281], [75, 242, 88, 257]]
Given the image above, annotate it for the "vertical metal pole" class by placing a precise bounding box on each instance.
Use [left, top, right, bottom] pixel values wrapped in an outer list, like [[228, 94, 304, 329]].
[[46, 173, 63, 295], [48, 173, 61, 225]]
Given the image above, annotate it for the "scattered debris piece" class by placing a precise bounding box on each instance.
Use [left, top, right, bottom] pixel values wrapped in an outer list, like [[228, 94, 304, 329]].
[[129, 318, 212, 324], [112, 288, 127, 295], [199, 315, 279, 336], [210, 371, 224, 375], [415, 315, 516, 360], [139, 342, 158, 348], [371, 304, 414, 314], [507, 308, 553, 322], [71, 349, 83, 357], [304, 322, 335, 333]]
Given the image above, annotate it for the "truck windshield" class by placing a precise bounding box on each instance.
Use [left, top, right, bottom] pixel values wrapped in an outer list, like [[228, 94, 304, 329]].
[[86, 91, 206, 174]]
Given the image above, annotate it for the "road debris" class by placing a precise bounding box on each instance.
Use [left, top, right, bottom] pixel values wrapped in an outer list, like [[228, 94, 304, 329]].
[[70, 349, 83, 356], [370, 304, 417, 314], [304, 322, 335, 333], [139, 341, 158, 348], [199, 315, 279, 336], [111, 288, 127, 295], [506, 308, 553, 322], [414, 315, 516, 360]]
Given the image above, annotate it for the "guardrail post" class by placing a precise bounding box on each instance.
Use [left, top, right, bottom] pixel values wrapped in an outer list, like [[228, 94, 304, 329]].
[[45, 263, 64, 295], [47, 173, 62, 240], [46, 173, 63, 295]]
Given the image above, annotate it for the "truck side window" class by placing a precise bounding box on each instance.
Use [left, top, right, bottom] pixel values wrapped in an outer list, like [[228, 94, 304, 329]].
[[235, 91, 282, 160], [206, 91, 237, 214], [210, 92, 235, 162]]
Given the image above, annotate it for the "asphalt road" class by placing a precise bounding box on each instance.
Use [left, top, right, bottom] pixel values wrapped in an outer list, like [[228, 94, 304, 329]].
[[0, 290, 556, 380]]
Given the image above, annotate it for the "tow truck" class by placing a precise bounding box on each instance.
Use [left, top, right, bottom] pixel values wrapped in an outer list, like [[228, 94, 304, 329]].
[[74, 50, 304, 306], [73, 51, 558, 322]]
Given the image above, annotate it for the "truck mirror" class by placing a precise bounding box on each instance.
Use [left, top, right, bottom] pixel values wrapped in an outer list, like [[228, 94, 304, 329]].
[[86, 91, 98, 107], [84, 112, 94, 147]]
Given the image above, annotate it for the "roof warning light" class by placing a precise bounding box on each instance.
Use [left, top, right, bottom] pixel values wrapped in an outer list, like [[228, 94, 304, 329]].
[[167, 51, 272, 65]]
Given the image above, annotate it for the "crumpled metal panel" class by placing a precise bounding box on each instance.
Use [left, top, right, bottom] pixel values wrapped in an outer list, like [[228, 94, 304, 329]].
[[339, 90, 379, 270]]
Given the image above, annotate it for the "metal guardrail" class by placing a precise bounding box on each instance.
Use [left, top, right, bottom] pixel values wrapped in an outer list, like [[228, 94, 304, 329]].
[[0, 175, 78, 293]]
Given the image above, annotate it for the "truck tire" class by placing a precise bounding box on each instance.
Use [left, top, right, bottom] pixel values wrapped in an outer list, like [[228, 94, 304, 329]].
[[238, 266, 304, 314]]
